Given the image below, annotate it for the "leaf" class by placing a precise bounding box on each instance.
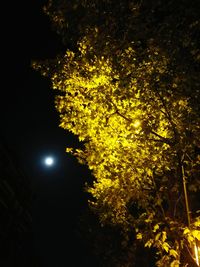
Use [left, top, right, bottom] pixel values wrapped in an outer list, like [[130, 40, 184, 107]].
[[170, 260, 180, 267], [183, 228, 190, 235], [187, 234, 195, 245], [162, 242, 170, 252], [162, 231, 167, 242], [155, 232, 161, 241], [136, 233, 143, 240], [169, 249, 178, 258], [145, 239, 153, 248], [192, 230, 200, 241], [153, 224, 160, 232]]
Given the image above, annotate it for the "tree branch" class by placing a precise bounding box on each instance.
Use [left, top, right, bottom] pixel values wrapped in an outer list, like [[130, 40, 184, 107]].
[[154, 88, 179, 142], [150, 130, 172, 145], [110, 99, 132, 122]]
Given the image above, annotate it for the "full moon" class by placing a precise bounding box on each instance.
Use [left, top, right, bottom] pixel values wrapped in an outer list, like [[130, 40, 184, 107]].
[[44, 157, 54, 166]]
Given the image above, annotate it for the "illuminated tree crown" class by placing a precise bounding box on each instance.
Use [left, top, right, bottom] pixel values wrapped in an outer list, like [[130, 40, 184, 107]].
[[34, 0, 200, 266]]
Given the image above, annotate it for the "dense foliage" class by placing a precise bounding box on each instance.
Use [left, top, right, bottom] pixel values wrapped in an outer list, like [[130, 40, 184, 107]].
[[34, 0, 200, 266]]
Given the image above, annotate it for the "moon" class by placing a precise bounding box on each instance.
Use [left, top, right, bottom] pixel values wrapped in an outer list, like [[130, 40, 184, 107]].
[[44, 156, 54, 166]]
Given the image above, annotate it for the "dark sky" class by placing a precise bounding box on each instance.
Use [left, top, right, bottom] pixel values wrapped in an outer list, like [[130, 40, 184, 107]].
[[2, 1, 94, 266]]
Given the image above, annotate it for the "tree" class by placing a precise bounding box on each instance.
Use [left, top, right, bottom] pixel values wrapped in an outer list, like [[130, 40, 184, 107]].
[[77, 205, 155, 267], [33, 0, 200, 266]]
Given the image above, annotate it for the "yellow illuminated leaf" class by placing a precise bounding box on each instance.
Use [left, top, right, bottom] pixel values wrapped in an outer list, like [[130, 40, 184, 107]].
[[192, 230, 200, 241], [162, 242, 170, 252], [170, 260, 180, 267], [136, 233, 143, 240], [169, 249, 178, 258], [153, 224, 160, 232]]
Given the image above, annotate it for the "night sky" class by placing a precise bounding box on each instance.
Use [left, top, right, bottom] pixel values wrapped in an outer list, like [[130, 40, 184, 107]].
[[2, 1, 94, 266]]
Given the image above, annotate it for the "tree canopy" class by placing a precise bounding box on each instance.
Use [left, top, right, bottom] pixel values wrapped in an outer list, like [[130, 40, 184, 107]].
[[33, 0, 200, 266]]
